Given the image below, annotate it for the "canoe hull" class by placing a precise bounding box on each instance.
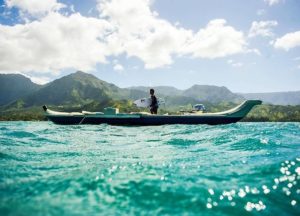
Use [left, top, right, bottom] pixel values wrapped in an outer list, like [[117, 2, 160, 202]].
[[46, 115, 242, 125]]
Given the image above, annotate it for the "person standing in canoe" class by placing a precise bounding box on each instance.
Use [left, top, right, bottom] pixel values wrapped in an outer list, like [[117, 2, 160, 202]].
[[150, 88, 158, 114]]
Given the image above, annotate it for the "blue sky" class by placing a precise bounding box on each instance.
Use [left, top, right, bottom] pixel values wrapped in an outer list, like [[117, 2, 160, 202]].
[[0, 0, 300, 93]]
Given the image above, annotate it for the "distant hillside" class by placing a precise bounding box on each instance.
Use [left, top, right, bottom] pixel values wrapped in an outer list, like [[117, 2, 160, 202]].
[[1, 72, 246, 112], [241, 91, 300, 105], [128, 85, 300, 105], [3, 71, 146, 109], [129, 86, 182, 96], [128, 84, 244, 104], [0, 74, 41, 105], [10, 71, 123, 108], [164, 95, 200, 107], [182, 85, 244, 103], [2, 71, 300, 111]]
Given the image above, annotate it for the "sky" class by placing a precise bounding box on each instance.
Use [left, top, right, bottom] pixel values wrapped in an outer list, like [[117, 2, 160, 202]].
[[0, 0, 300, 93]]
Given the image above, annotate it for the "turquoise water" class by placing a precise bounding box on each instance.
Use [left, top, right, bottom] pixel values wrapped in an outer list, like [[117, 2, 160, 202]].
[[0, 122, 299, 215]]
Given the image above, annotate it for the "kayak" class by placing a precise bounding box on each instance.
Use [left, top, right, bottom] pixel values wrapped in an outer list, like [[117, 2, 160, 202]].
[[42, 100, 262, 125]]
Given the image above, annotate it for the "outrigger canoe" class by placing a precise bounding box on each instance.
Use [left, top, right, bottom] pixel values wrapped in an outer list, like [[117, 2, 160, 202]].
[[42, 100, 261, 125]]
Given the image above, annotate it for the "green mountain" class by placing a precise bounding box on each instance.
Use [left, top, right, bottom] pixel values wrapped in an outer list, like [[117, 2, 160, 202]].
[[130, 85, 300, 105], [1, 72, 245, 113], [13, 71, 112, 107], [0, 74, 41, 105], [3, 71, 146, 109], [129, 86, 182, 96], [128, 84, 244, 104], [240, 91, 300, 105], [1, 71, 300, 121], [2, 71, 300, 111], [182, 85, 244, 103]]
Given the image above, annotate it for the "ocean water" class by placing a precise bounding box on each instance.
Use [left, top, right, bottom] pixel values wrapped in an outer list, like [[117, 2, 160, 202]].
[[0, 122, 299, 216]]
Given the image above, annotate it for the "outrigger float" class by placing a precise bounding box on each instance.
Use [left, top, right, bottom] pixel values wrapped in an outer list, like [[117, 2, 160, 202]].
[[42, 100, 261, 125]]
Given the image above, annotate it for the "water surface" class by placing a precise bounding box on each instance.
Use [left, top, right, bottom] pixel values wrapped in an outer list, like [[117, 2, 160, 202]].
[[0, 122, 299, 215]]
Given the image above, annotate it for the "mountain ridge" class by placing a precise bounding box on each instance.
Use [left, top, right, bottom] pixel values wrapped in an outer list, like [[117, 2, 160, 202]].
[[1, 72, 300, 108], [240, 91, 300, 105], [0, 74, 42, 106], [127, 84, 244, 103]]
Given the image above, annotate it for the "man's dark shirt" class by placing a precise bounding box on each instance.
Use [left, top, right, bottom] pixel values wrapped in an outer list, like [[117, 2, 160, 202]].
[[150, 95, 158, 114], [150, 95, 158, 108]]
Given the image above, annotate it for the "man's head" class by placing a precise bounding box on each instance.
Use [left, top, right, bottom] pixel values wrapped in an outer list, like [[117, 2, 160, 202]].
[[150, 88, 154, 95]]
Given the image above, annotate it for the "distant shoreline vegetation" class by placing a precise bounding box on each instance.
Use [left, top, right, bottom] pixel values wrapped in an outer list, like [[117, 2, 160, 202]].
[[0, 103, 300, 122]]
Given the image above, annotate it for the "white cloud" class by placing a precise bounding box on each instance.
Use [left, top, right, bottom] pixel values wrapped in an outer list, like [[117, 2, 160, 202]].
[[274, 31, 300, 51], [232, 62, 243, 67], [0, 12, 112, 73], [185, 19, 247, 59], [5, 0, 65, 16], [29, 76, 51, 84], [97, 0, 193, 69], [264, 0, 281, 6], [113, 64, 124, 71], [98, 0, 249, 67], [112, 59, 124, 72], [0, 0, 254, 75], [248, 20, 278, 38], [227, 59, 243, 67]]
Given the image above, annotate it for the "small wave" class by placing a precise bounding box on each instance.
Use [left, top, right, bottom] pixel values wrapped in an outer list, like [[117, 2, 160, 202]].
[[0, 152, 15, 160], [6, 131, 36, 138], [230, 137, 269, 151], [0, 127, 9, 131], [166, 138, 199, 146], [31, 137, 63, 144]]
